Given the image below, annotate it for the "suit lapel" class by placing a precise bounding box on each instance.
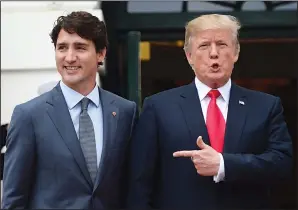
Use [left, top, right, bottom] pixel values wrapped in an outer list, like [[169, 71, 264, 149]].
[[178, 82, 210, 147], [223, 83, 248, 152], [93, 88, 119, 191], [46, 84, 93, 187]]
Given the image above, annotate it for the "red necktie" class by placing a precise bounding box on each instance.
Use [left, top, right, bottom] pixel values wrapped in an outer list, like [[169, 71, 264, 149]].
[[206, 90, 225, 153]]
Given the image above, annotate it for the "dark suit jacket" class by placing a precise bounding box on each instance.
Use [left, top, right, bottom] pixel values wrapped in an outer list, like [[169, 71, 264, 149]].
[[2, 84, 137, 209], [1, 124, 8, 180], [127, 81, 292, 210]]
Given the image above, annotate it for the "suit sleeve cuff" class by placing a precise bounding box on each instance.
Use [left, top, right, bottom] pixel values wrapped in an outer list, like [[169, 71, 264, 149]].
[[213, 153, 225, 183]]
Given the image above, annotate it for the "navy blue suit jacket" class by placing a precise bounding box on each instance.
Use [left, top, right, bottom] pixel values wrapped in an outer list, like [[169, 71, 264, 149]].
[[127, 81, 292, 210], [2, 84, 137, 209]]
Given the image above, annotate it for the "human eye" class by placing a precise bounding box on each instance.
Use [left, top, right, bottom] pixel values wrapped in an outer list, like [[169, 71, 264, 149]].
[[57, 45, 67, 51], [77, 46, 86, 50], [75, 44, 88, 52], [198, 43, 209, 49], [218, 42, 228, 47]]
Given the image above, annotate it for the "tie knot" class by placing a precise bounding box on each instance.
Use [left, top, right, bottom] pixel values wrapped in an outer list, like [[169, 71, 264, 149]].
[[81, 97, 90, 112], [208, 89, 221, 99]]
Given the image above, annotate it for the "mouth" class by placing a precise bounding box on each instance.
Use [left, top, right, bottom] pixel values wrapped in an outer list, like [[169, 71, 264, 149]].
[[64, 66, 81, 72], [210, 63, 220, 70]]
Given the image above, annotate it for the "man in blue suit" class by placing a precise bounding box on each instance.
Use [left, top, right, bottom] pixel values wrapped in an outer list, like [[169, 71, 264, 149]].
[[127, 14, 293, 209], [2, 11, 137, 209]]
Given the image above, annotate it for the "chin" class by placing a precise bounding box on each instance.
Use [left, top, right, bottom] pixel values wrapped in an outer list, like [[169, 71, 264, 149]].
[[208, 78, 228, 88], [63, 76, 82, 86]]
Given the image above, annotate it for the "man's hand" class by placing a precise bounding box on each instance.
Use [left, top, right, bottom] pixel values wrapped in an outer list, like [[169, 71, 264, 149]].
[[173, 136, 220, 176]]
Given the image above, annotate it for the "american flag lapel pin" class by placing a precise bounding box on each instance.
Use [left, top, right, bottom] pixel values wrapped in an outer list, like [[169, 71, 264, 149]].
[[112, 112, 116, 117], [239, 100, 245, 105]]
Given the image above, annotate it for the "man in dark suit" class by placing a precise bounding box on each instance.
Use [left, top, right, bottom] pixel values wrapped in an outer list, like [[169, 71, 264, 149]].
[[2, 11, 137, 209], [127, 14, 292, 209]]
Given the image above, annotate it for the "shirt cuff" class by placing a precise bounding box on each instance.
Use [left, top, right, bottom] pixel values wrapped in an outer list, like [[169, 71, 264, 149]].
[[1, 146, 6, 154], [213, 153, 225, 183]]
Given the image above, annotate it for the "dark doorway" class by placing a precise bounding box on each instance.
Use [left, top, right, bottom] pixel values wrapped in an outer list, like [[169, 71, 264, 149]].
[[141, 39, 297, 97]]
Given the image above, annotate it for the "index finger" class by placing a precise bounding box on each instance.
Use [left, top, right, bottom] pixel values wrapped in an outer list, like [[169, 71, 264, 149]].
[[173, 150, 196, 158]]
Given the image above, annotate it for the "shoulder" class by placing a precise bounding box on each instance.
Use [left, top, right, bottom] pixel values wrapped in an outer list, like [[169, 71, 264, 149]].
[[234, 84, 278, 103], [9, 91, 52, 129], [14, 91, 52, 113], [232, 84, 282, 115], [145, 85, 190, 104]]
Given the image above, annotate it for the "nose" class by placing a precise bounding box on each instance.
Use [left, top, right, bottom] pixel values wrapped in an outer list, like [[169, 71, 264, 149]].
[[65, 49, 77, 63], [209, 43, 219, 59]]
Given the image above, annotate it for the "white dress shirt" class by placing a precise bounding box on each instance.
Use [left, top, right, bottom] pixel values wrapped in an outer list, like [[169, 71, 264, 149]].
[[60, 81, 104, 167], [194, 77, 231, 183]]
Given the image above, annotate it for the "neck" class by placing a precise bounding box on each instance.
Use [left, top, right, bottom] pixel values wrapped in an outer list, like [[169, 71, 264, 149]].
[[209, 82, 220, 89], [63, 80, 96, 96], [196, 77, 229, 89]]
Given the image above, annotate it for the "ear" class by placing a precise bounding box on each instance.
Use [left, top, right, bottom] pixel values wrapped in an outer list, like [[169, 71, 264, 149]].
[[233, 43, 240, 63], [233, 52, 239, 63], [185, 50, 193, 66], [97, 48, 107, 63]]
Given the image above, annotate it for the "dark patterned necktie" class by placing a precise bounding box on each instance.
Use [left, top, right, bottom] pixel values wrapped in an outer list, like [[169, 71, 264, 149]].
[[79, 97, 97, 183]]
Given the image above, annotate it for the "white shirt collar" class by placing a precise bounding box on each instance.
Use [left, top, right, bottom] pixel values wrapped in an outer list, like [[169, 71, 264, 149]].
[[60, 80, 100, 110], [194, 77, 231, 102]]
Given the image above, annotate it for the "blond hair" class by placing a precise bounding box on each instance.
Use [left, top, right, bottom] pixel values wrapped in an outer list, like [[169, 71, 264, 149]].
[[184, 14, 241, 54]]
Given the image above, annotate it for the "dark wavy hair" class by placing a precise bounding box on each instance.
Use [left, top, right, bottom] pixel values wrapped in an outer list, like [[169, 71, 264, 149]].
[[50, 11, 108, 54]]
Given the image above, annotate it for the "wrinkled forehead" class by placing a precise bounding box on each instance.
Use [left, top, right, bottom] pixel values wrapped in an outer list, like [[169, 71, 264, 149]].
[[193, 28, 234, 43]]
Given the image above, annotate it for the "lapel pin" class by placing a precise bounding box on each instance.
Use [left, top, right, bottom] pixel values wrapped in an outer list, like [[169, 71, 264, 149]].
[[239, 100, 245, 105], [112, 112, 116, 117]]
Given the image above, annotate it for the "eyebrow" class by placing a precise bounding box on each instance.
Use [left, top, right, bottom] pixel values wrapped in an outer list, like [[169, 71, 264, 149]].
[[56, 42, 89, 47], [216, 40, 227, 43], [197, 41, 210, 45]]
